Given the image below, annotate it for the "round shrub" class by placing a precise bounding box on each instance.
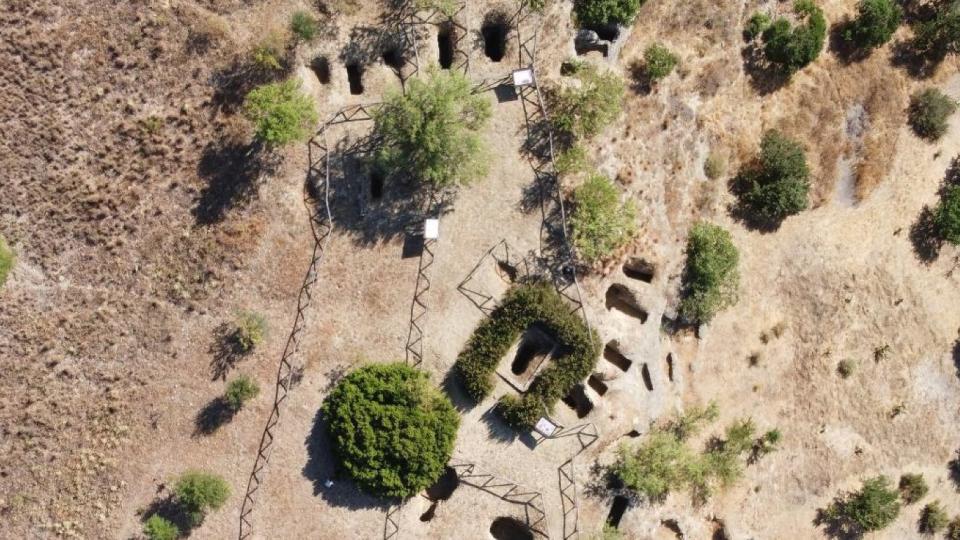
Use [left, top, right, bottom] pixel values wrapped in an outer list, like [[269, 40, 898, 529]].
[[734, 130, 810, 227], [934, 185, 960, 245], [821, 475, 900, 533], [574, 0, 644, 27], [322, 363, 459, 498], [679, 223, 740, 324], [143, 515, 179, 540], [643, 43, 679, 81], [745, 12, 771, 40], [243, 80, 318, 147], [909, 88, 957, 141], [234, 310, 267, 352], [898, 473, 928, 504], [224, 375, 260, 411], [843, 0, 902, 49], [290, 11, 318, 42], [571, 173, 637, 263], [174, 471, 230, 525], [373, 70, 491, 187], [920, 501, 950, 534], [0, 236, 13, 288], [761, 0, 826, 74]]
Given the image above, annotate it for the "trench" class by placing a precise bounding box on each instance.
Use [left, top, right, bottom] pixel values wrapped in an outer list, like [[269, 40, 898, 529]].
[[346, 63, 364, 94], [605, 284, 648, 323], [481, 15, 508, 62]]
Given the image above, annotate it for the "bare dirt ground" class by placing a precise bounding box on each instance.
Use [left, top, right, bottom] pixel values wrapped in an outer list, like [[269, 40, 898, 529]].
[[2, 0, 960, 539]]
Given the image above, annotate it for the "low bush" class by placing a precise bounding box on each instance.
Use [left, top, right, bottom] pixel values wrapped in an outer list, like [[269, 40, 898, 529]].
[[322, 363, 459, 498], [745, 12, 771, 40], [643, 43, 678, 81], [233, 310, 267, 352], [819, 476, 900, 533], [574, 0, 644, 27], [0, 236, 13, 287], [679, 223, 740, 324], [551, 63, 625, 140], [224, 375, 260, 411], [373, 69, 491, 187], [837, 359, 855, 378], [455, 282, 599, 428], [733, 130, 810, 227], [612, 408, 776, 504], [243, 80, 318, 147], [761, 0, 827, 73], [704, 152, 725, 180], [143, 515, 179, 540], [920, 500, 949, 534], [842, 0, 902, 49], [898, 473, 928, 504], [174, 471, 230, 526], [934, 185, 960, 245], [290, 11, 318, 42], [571, 173, 637, 263], [909, 88, 957, 141], [555, 145, 590, 176]]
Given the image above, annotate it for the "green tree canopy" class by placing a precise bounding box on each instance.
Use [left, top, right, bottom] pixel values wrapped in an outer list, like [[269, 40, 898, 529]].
[[679, 223, 740, 324], [761, 0, 827, 73], [643, 43, 679, 81], [224, 375, 260, 411], [571, 173, 637, 263], [174, 471, 230, 526], [322, 363, 459, 498], [574, 0, 644, 27], [909, 88, 957, 141], [820, 476, 901, 533], [734, 130, 810, 227], [373, 70, 491, 188], [913, 3, 960, 54], [843, 0, 902, 49], [143, 515, 179, 540], [243, 80, 318, 147], [934, 185, 960, 245], [551, 63, 625, 140]]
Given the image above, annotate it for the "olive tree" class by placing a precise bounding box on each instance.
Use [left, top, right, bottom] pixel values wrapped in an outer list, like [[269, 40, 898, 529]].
[[843, 0, 902, 49], [934, 185, 960, 245], [733, 130, 810, 228], [373, 70, 491, 187], [243, 80, 318, 147], [679, 223, 740, 324], [574, 0, 644, 27], [761, 0, 827, 73], [322, 363, 459, 498], [818, 476, 900, 534], [571, 174, 637, 263], [174, 471, 230, 526]]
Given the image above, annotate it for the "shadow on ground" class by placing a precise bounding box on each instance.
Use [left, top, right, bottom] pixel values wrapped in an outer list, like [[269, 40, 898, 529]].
[[193, 397, 236, 436], [194, 142, 277, 225], [910, 157, 960, 263]]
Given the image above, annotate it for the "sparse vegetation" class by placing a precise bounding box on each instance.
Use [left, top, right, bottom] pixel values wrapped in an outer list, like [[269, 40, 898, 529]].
[[571, 173, 637, 263], [555, 144, 591, 176], [679, 223, 740, 324], [818, 476, 901, 534], [143, 515, 179, 540], [612, 408, 777, 504], [733, 130, 810, 228], [939, 185, 960, 245], [373, 70, 491, 187], [842, 0, 902, 49], [233, 310, 267, 353], [174, 471, 230, 526], [745, 12, 771, 40], [243, 80, 318, 147], [290, 11, 318, 42], [0, 236, 13, 288], [643, 43, 678, 81], [224, 375, 260, 411], [415, 0, 458, 16], [250, 32, 289, 74], [573, 0, 644, 27], [704, 152, 725, 180], [322, 363, 459, 498], [455, 282, 599, 428], [551, 63, 625, 140], [909, 88, 957, 142], [899, 473, 928, 504], [668, 401, 719, 441], [759, 0, 827, 74], [920, 500, 949, 534]]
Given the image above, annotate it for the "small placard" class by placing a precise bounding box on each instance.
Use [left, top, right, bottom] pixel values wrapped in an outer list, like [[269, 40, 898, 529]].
[[534, 416, 558, 437], [424, 218, 440, 240], [512, 68, 534, 87]]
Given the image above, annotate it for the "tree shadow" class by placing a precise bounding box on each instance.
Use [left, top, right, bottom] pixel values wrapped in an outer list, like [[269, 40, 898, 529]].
[[813, 506, 865, 540], [139, 493, 196, 535], [741, 43, 790, 96], [949, 448, 960, 490], [627, 59, 653, 95], [909, 157, 960, 263], [726, 172, 787, 233], [952, 337, 960, 380], [301, 408, 392, 510], [208, 322, 249, 381], [890, 38, 947, 80], [211, 53, 293, 115], [193, 141, 277, 225], [193, 397, 236, 436], [441, 368, 477, 413], [828, 20, 873, 65], [480, 403, 520, 444]]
